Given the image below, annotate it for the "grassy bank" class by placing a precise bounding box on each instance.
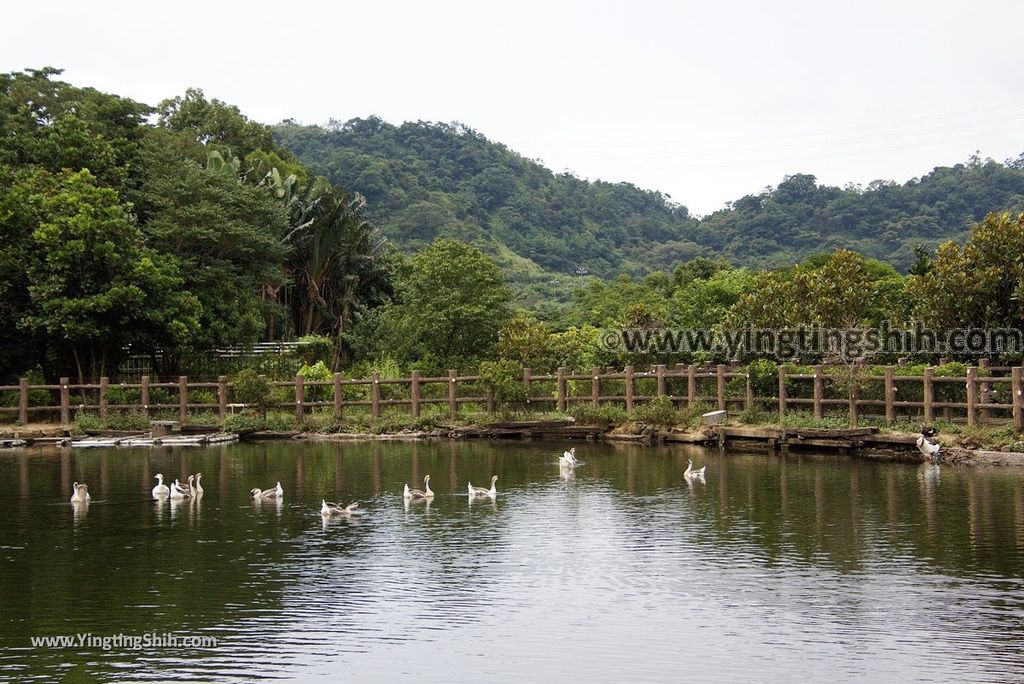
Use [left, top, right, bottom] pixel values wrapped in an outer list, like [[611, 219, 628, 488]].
[[44, 395, 1024, 452]]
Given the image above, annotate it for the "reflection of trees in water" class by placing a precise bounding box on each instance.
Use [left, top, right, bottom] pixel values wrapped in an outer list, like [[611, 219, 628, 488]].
[[2, 441, 1024, 681]]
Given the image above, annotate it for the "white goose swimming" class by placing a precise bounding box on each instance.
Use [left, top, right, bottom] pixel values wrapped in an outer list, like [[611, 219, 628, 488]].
[[560, 447, 579, 467], [170, 475, 194, 499], [251, 481, 284, 500], [70, 482, 91, 503], [152, 474, 170, 498], [404, 475, 434, 500], [194, 472, 204, 497], [684, 459, 706, 481], [468, 475, 498, 498], [917, 426, 941, 460], [321, 500, 358, 517]]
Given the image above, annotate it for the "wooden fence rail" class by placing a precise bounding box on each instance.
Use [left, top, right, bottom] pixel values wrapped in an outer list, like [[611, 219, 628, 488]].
[[1, 364, 1023, 432]]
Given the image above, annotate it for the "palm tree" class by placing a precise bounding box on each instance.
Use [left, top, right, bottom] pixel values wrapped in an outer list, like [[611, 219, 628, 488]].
[[286, 188, 392, 368]]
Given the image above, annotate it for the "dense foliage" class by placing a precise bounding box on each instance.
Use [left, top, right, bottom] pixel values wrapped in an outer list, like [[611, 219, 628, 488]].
[[276, 119, 1024, 281], [0, 69, 391, 383], [2, 68, 1023, 390]]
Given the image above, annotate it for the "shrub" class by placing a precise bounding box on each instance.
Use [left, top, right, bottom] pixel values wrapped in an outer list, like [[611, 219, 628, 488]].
[[72, 412, 103, 434], [298, 361, 333, 402], [232, 369, 273, 418], [480, 359, 527, 410], [569, 403, 628, 425], [630, 396, 680, 426], [297, 335, 334, 366]]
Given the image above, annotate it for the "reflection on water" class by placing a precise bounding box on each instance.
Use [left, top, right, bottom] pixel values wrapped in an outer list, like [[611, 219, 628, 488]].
[[1, 441, 1024, 682]]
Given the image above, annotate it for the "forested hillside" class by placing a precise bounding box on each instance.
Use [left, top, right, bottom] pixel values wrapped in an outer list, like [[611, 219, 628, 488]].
[[276, 118, 1024, 275]]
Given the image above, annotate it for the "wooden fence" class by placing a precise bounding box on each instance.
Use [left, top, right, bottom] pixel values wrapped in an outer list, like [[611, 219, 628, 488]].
[[2, 363, 1023, 431]]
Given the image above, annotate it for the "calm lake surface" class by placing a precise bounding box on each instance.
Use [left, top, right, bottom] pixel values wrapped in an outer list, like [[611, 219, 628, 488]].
[[1, 440, 1023, 682]]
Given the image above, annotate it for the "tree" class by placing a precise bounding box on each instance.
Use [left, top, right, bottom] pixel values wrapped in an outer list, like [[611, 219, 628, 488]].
[[285, 188, 393, 368], [909, 212, 1024, 330], [128, 135, 289, 370], [382, 239, 511, 370], [496, 314, 555, 371], [156, 88, 280, 160], [728, 250, 908, 329], [18, 170, 198, 383]]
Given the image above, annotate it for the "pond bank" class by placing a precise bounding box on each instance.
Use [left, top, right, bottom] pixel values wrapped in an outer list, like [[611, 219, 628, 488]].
[[4, 420, 1024, 467]]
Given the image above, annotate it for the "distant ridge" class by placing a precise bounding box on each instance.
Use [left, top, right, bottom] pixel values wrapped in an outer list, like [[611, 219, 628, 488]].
[[276, 118, 1024, 276]]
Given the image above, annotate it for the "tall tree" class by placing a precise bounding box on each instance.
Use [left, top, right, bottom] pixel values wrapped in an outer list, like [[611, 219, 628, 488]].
[[909, 212, 1024, 330], [286, 188, 393, 368], [378, 239, 511, 370], [18, 170, 198, 382]]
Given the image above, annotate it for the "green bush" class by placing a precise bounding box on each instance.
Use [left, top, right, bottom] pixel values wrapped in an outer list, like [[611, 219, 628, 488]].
[[72, 412, 103, 434], [297, 335, 334, 366], [677, 401, 717, 428], [232, 369, 273, 418], [149, 387, 175, 406], [298, 361, 334, 402], [480, 359, 527, 409], [105, 385, 140, 406], [189, 389, 217, 407], [569, 403, 628, 425], [104, 410, 150, 431], [630, 396, 680, 426]]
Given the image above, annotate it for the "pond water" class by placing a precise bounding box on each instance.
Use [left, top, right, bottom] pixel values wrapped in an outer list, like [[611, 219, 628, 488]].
[[1, 440, 1023, 682]]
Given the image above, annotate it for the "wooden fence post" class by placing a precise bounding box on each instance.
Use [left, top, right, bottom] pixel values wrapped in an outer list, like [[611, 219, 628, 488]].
[[371, 372, 381, 419], [778, 366, 787, 422], [745, 372, 753, 412], [334, 373, 344, 420], [979, 358, 991, 424], [1013, 367, 1023, 433], [656, 364, 667, 399], [591, 366, 600, 407], [295, 373, 305, 421], [448, 369, 458, 418], [966, 366, 977, 427], [523, 367, 532, 411], [410, 371, 420, 418], [884, 366, 895, 424], [849, 367, 858, 428], [59, 377, 70, 426], [99, 376, 108, 422], [178, 376, 188, 424], [923, 367, 934, 424], [557, 367, 567, 413], [140, 375, 150, 415], [18, 377, 28, 425], [687, 364, 697, 406], [486, 387, 495, 415], [813, 365, 823, 420], [716, 364, 727, 411], [625, 365, 635, 412], [218, 375, 228, 420]]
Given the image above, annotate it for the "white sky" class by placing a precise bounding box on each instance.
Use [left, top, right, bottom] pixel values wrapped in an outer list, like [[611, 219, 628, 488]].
[[5, 0, 1024, 215]]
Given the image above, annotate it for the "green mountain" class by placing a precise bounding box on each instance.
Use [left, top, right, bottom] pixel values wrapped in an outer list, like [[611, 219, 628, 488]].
[[275, 117, 1024, 284]]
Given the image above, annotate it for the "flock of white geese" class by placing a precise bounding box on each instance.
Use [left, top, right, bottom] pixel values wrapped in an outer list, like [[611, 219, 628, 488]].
[[67, 446, 709, 514]]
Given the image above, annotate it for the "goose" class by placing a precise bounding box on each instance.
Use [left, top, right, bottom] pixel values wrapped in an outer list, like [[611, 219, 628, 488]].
[[194, 473, 204, 497], [559, 447, 579, 467], [152, 474, 170, 498], [170, 475, 194, 499], [169, 479, 190, 499], [70, 482, 91, 503], [917, 426, 941, 460], [404, 475, 434, 500], [321, 500, 358, 517], [468, 475, 498, 498], [251, 481, 284, 500], [684, 459, 706, 480]]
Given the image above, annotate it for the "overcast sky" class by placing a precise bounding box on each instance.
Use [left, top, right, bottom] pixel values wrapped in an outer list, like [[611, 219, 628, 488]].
[[4, 0, 1023, 215]]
